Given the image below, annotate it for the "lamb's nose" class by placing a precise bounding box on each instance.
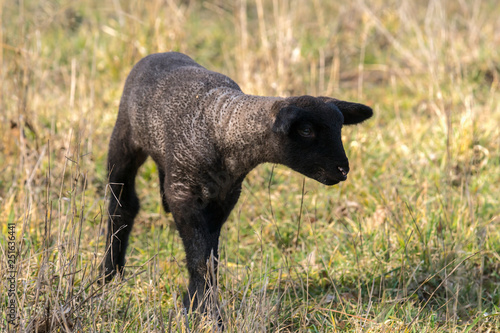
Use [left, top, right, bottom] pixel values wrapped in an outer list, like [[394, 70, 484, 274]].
[[337, 166, 348, 176], [337, 166, 349, 180]]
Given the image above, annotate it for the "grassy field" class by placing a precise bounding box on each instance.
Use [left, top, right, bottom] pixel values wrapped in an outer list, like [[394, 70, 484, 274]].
[[1, 0, 500, 331]]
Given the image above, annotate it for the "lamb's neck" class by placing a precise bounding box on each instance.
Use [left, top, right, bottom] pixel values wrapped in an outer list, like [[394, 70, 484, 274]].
[[206, 89, 284, 177]]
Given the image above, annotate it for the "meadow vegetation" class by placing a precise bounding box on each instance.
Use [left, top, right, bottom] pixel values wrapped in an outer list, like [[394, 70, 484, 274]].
[[1, 0, 499, 331]]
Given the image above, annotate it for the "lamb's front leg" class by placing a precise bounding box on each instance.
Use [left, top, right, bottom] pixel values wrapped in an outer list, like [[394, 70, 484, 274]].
[[172, 205, 224, 315], [169, 184, 242, 325], [186, 223, 220, 309]]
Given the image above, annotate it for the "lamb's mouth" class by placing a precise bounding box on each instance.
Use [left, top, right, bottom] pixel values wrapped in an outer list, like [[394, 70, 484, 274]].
[[314, 168, 345, 186], [321, 178, 341, 186]]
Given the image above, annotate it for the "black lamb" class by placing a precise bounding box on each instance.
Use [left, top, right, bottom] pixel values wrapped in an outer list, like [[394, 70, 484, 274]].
[[103, 52, 372, 316]]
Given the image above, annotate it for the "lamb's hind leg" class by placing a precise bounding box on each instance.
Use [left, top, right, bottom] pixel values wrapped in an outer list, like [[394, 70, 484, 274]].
[[103, 130, 147, 281], [158, 169, 170, 213]]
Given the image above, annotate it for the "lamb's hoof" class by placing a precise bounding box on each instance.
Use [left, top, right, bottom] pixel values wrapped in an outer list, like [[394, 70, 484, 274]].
[[98, 265, 123, 285], [215, 316, 224, 332], [181, 299, 225, 331]]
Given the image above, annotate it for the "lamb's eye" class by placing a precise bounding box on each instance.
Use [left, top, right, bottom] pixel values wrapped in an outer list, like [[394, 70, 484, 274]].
[[297, 126, 314, 138]]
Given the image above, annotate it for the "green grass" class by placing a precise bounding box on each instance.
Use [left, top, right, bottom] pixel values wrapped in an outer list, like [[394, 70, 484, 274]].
[[1, 0, 500, 331]]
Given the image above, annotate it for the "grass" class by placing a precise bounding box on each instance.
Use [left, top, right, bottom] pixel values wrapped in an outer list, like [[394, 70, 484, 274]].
[[1, 0, 499, 331]]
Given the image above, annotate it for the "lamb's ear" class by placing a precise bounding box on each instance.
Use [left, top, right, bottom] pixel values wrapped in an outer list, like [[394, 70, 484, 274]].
[[272, 105, 301, 134], [319, 97, 373, 125]]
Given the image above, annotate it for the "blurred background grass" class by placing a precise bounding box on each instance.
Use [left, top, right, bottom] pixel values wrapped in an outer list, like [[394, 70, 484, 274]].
[[1, 0, 499, 331]]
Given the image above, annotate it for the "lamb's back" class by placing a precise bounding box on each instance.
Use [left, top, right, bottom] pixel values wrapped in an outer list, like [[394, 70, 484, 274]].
[[122, 52, 240, 119], [120, 52, 241, 170]]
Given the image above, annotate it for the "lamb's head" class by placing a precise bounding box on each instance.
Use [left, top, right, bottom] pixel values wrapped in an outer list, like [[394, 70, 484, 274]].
[[271, 95, 372, 185]]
